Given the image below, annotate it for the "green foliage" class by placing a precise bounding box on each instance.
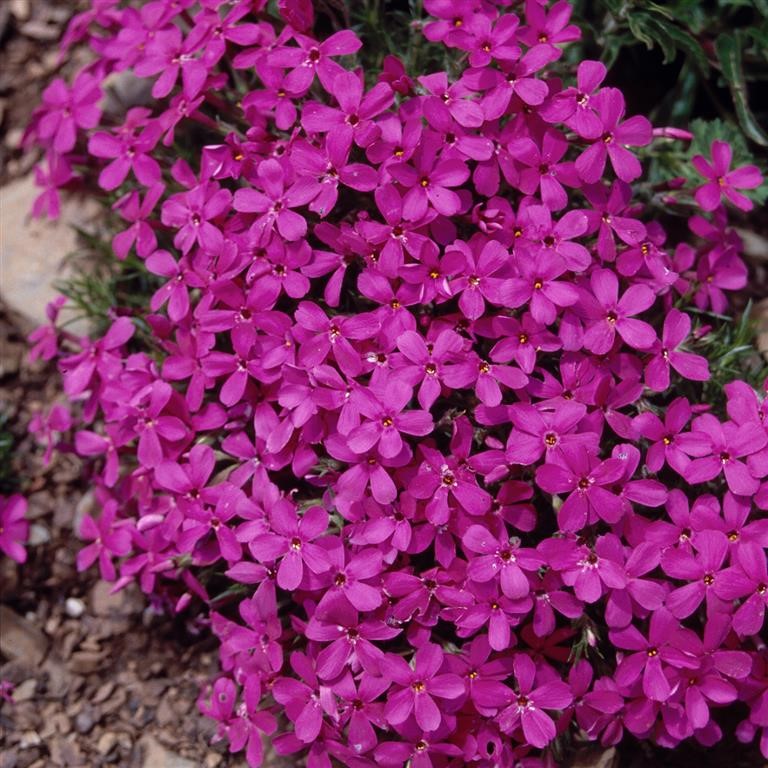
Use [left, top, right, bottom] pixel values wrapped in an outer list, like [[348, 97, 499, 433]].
[[693, 301, 768, 404]]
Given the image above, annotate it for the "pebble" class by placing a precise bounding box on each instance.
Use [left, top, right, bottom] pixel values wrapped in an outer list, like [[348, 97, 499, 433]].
[[64, 598, 85, 619]]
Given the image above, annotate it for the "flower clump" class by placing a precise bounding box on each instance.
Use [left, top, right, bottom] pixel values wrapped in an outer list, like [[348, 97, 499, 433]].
[[21, 0, 768, 766]]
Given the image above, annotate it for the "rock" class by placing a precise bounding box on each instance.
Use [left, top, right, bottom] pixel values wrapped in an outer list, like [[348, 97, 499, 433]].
[[12, 678, 37, 702], [0, 173, 98, 328], [69, 650, 106, 675], [0, 606, 48, 666], [139, 736, 197, 768], [96, 732, 118, 757], [90, 581, 144, 618], [3, 125, 22, 150], [18, 731, 41, 749], [74, 707, 95, 734], [64, 598, 85, 619], [27, 523, 50, 546], [9, 0, 30, 22]]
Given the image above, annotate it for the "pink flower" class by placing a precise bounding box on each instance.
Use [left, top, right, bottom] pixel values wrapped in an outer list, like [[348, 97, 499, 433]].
[[610, 608, 698, 701], [536, 444, 626, 531], [347, 378, 433, 459], [692, 140, 762, 211], [715, 541, 768, 636], [645, 309, 709, 390], [36, 71, 101, 153], [575, 88, 652, 183], [77, 500, 132, 580], [233, 159, 314, 244], [462, 523, 543, 599], [249, 502, 330, 590], [388, 146, 469, 220], [581, 268, 657, 354], [480, 653, 573, 748], [302, 70, 392, 148], [0, 495, 29, 564], [384, 643, 465, 731]]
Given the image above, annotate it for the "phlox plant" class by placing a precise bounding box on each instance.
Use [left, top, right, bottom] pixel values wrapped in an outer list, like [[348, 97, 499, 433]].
[[16, 0, 768, 766]]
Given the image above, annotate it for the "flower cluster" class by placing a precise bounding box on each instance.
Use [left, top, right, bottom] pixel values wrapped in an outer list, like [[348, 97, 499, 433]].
[[23, 0, 767, 766]]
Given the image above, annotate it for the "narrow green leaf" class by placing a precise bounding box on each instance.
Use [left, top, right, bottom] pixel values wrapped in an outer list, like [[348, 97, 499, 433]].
[[715, 32, 768, 146], [647, 15, 710, 72]]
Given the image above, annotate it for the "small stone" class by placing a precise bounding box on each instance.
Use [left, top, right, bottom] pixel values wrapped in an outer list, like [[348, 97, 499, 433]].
[[96, 733, 118, 756], [27, 523, 50, 546], [139, 736, 196, 768], [92, 680, 115, 704], [18, 732, 41, 750], [64, 598, 85, 619], [9, 0, 30, 21], [74, 708, 95, 734], [0, 607, 48, 666], [69, 650, 105, 675], [12, 678, 37, 703], [90, 581, 144, 618]]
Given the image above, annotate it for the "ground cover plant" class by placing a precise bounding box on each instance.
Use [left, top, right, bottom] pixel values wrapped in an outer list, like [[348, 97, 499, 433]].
[[9, 0, 768, 765]]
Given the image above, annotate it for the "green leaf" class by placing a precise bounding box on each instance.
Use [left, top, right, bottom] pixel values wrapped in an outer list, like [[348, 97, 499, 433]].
[[715, 32, 768, 146], [647, 15, 709, 72], [627, 12, 656, 49]]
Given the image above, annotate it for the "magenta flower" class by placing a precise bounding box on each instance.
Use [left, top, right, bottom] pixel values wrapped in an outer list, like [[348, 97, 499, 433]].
[[582, 268, 656, 354], [134, 26, 208, 99], [480, 653, 573, 748], [249, 503, 330, 590], [347, 378, 433, 459], [660, 529, 729, 618], [304, 594, 400, 679], [77, 500, 132, 580], [268, 30, 362, 92], [504, 249, 579, 324], [505, 401, 593, 466], [508, 128, 578, 210], [0, 494, 30, 564], [233, 159, 315, 244], [692, 140, 762, 211], [448, 238, 509, 320], [684, 414, 767, 495], [294, 301, 380, 377], [536, 444, 626, 531], [645, 309, 709, 391], [715, 542, 768, 636], [542, 59, 607, 138], [161, 181, 232, 255], [462, 523, 543, 599], [445, 13, 520, 68], [302, 70, 392, 147], [388, 146, 469, 220], [610, 608, 698, 702], [383, 643, 465, 731], [575, 88, 652, 183], [394, 328, 463, 409], [36, 71, 101, 153], [633, 397, 710, 475], [88, 109, 162, 191]]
